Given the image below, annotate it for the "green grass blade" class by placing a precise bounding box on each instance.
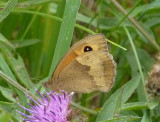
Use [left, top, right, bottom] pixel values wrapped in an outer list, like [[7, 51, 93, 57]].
[[0, 70, 37, 101], [124, 26, 144, 84], [0, 33, 14, 49], [124, 26, 148, 102], [0, 0, 18, 22], [0, 53, 16, 81], [48, 0, 81, 77], [20, 7, 41, 40], [18, 0, 56, 6], [111, 0, 160, 51], [12, 10, 126, 50], [41, 0, 66, 78], [13, 39, 41, 48]]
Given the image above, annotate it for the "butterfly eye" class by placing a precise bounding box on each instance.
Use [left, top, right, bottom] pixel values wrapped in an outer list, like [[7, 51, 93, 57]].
[[84, 46, 92, 52]]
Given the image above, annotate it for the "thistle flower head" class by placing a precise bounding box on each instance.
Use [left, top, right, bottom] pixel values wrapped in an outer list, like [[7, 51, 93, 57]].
[[17, 89, 73, 122], [146, 63, 160, 97]]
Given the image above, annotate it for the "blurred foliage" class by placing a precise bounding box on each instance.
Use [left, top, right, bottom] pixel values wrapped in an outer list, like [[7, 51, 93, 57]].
[[0, 0, 160, 121]]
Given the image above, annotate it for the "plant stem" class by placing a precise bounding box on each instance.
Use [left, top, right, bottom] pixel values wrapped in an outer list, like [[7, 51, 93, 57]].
[[111, 0, 160, 51]]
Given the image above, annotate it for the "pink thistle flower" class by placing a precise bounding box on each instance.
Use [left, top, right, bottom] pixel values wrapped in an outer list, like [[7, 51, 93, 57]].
[[17, 89, 73, 122]]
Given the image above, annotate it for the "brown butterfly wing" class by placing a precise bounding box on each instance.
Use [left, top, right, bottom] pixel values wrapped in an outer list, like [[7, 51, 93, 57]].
[[51, 59, 96, 92], [76, 50, 116, 92], [49, 34, 116, 93]]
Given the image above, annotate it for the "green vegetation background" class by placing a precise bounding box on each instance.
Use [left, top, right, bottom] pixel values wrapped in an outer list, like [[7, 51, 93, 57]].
[[0, 0, 160, 121]]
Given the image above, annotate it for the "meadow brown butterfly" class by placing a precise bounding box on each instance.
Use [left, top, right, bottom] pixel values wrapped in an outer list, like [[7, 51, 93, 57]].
[[46, 34, 116, 93]]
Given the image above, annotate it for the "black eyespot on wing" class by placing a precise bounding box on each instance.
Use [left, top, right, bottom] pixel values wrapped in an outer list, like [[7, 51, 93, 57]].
[[84, 46, 92, 52]]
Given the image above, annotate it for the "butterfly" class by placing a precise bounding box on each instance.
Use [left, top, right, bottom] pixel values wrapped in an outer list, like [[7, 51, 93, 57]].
[[46, 34, 116, 93]]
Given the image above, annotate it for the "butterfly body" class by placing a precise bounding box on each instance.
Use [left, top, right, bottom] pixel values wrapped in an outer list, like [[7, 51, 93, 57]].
[[48, 34, 116, 93]]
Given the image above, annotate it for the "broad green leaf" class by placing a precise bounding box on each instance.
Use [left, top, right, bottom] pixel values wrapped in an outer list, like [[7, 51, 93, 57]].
[[103, 116, 141, 122], [0, 112, 11, 122], [145, 17, 160, 28], [0, 53, 31, 116], [0, 86, 15, 102], [96, 76, 140, 122], [147, 99, 159, 109], [126, 48, 155, 78], [130, 0, 160, 17], [121, 102, 148, 111], [0, 46, 34, 88], [134, 23, 155, 44], [0, 101, 20, 121], [114, 89, 123, 116], [0, 71, 36, 109], [7, 55, 34, 88], [0, 101, 16, 114], [141, 110, 150, 122]]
